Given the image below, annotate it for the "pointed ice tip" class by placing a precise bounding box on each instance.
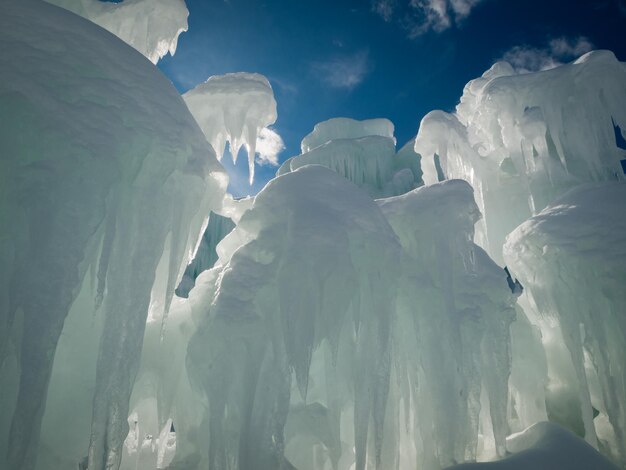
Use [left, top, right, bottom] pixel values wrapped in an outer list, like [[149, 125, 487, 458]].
[[248, 145, 256, 185]]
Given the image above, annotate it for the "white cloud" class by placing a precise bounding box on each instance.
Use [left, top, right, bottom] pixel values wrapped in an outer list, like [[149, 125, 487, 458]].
[[372, 0, 483, 36], [501, 36, 594, 73], [311, 51, 371, 90], [255, 127, 284, 167]]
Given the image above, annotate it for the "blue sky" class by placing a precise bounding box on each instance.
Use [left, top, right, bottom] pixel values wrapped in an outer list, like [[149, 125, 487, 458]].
[[157, 0, 626, 196]]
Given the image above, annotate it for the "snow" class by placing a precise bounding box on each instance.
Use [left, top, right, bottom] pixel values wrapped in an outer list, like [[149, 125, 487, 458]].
[[446, 422, 620, 470], [183, 72, 279, 184], [45, 0, 189, 64], [0, 2, 225, 469]]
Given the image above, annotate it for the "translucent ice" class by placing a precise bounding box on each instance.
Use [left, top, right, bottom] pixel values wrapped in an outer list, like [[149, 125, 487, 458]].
[[279, 118, 422, 197], [415, 51, 626, 261], [45, 0, 189, 64], [504, 183, 626, 463], [0, 2, 225, 469], [175, 171, 517, 470], [300, 117, 395, 153], [184, 73, 279, 184]]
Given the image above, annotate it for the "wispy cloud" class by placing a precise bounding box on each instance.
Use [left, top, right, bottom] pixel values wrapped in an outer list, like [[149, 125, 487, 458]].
[[501, 36, 594, 73], [372, 0, 397, 21], [310, 50, 372, 90], [372, 0, 484, 36], [255, 127, 284, 166]]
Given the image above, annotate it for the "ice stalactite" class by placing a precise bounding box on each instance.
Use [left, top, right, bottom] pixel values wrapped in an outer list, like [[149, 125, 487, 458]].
[[172, 169, 518, 470], [379, 180, 518, 467], [278, 118, 423, 197], [414, 51, 626, 263], [505, 183, 626, 464], [184, 73, 279, 185], [44, 0, 189, 64], [186, 165, 401, 470], [0, 2, 225, 469]]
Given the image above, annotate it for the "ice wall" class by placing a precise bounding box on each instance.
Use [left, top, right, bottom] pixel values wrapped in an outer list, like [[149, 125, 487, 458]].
[[504, 183, 626, 463], [45, 0, 189, 64], [0, 2, 225, 469], [184, 73, 279, 184], [415, 51, 626, 262], [162, 168, 518, 470], [278, 118, 423, 197]]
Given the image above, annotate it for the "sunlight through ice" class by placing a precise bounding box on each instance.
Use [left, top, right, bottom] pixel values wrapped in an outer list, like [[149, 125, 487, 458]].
[[184, 72, 279, 185]]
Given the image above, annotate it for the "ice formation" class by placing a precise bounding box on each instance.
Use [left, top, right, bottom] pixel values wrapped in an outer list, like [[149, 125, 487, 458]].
[[447, 422, 619, 470], [45, 0, 189, 64], [278, 118, 422, 197], [172, 169, 516, 470], [175, 211, 236, 298], [415, 51, 626, 262], [184, 73, 279, 184], [2, 1, 626, 469], [504, 183, 626, 463], [300, 117, 396, 153], [0, 2, 225, 470]]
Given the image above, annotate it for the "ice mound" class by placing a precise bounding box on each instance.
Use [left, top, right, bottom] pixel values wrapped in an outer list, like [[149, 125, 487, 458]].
[[156, 171, 517, 470], [378, 180, 518, 467], [45, 0, 189, 64], [300, 117, 395, 153], [504, 182, 626, 463], [415, 51, 626, 261], [446, 422, 620, 470], [184, 72, 278, 184], [279, 119, 422, 197], [0, 2, 225, 469]]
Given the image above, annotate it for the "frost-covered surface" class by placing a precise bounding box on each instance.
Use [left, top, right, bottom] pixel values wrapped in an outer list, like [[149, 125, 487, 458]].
[[0, 2, 225, 470], [415, 51, 626, 262], [184, 73, 278, 184], [279, 119, 422, 197], [300, 117, 395, 153], [45, 0, 189, 64], [446, 422, 620, 470], [504, 183, 626, 464]]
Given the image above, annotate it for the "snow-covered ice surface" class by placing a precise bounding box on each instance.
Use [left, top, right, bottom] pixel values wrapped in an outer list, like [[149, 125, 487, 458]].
[[415, 51, 626, 262], [0, 2, 225, 469], [2, 2, 626, 470], [45, 0, 189, 63], [300, 117, 396, 153], [446, 422, 620, 470], [184, 73, 279, 184]]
